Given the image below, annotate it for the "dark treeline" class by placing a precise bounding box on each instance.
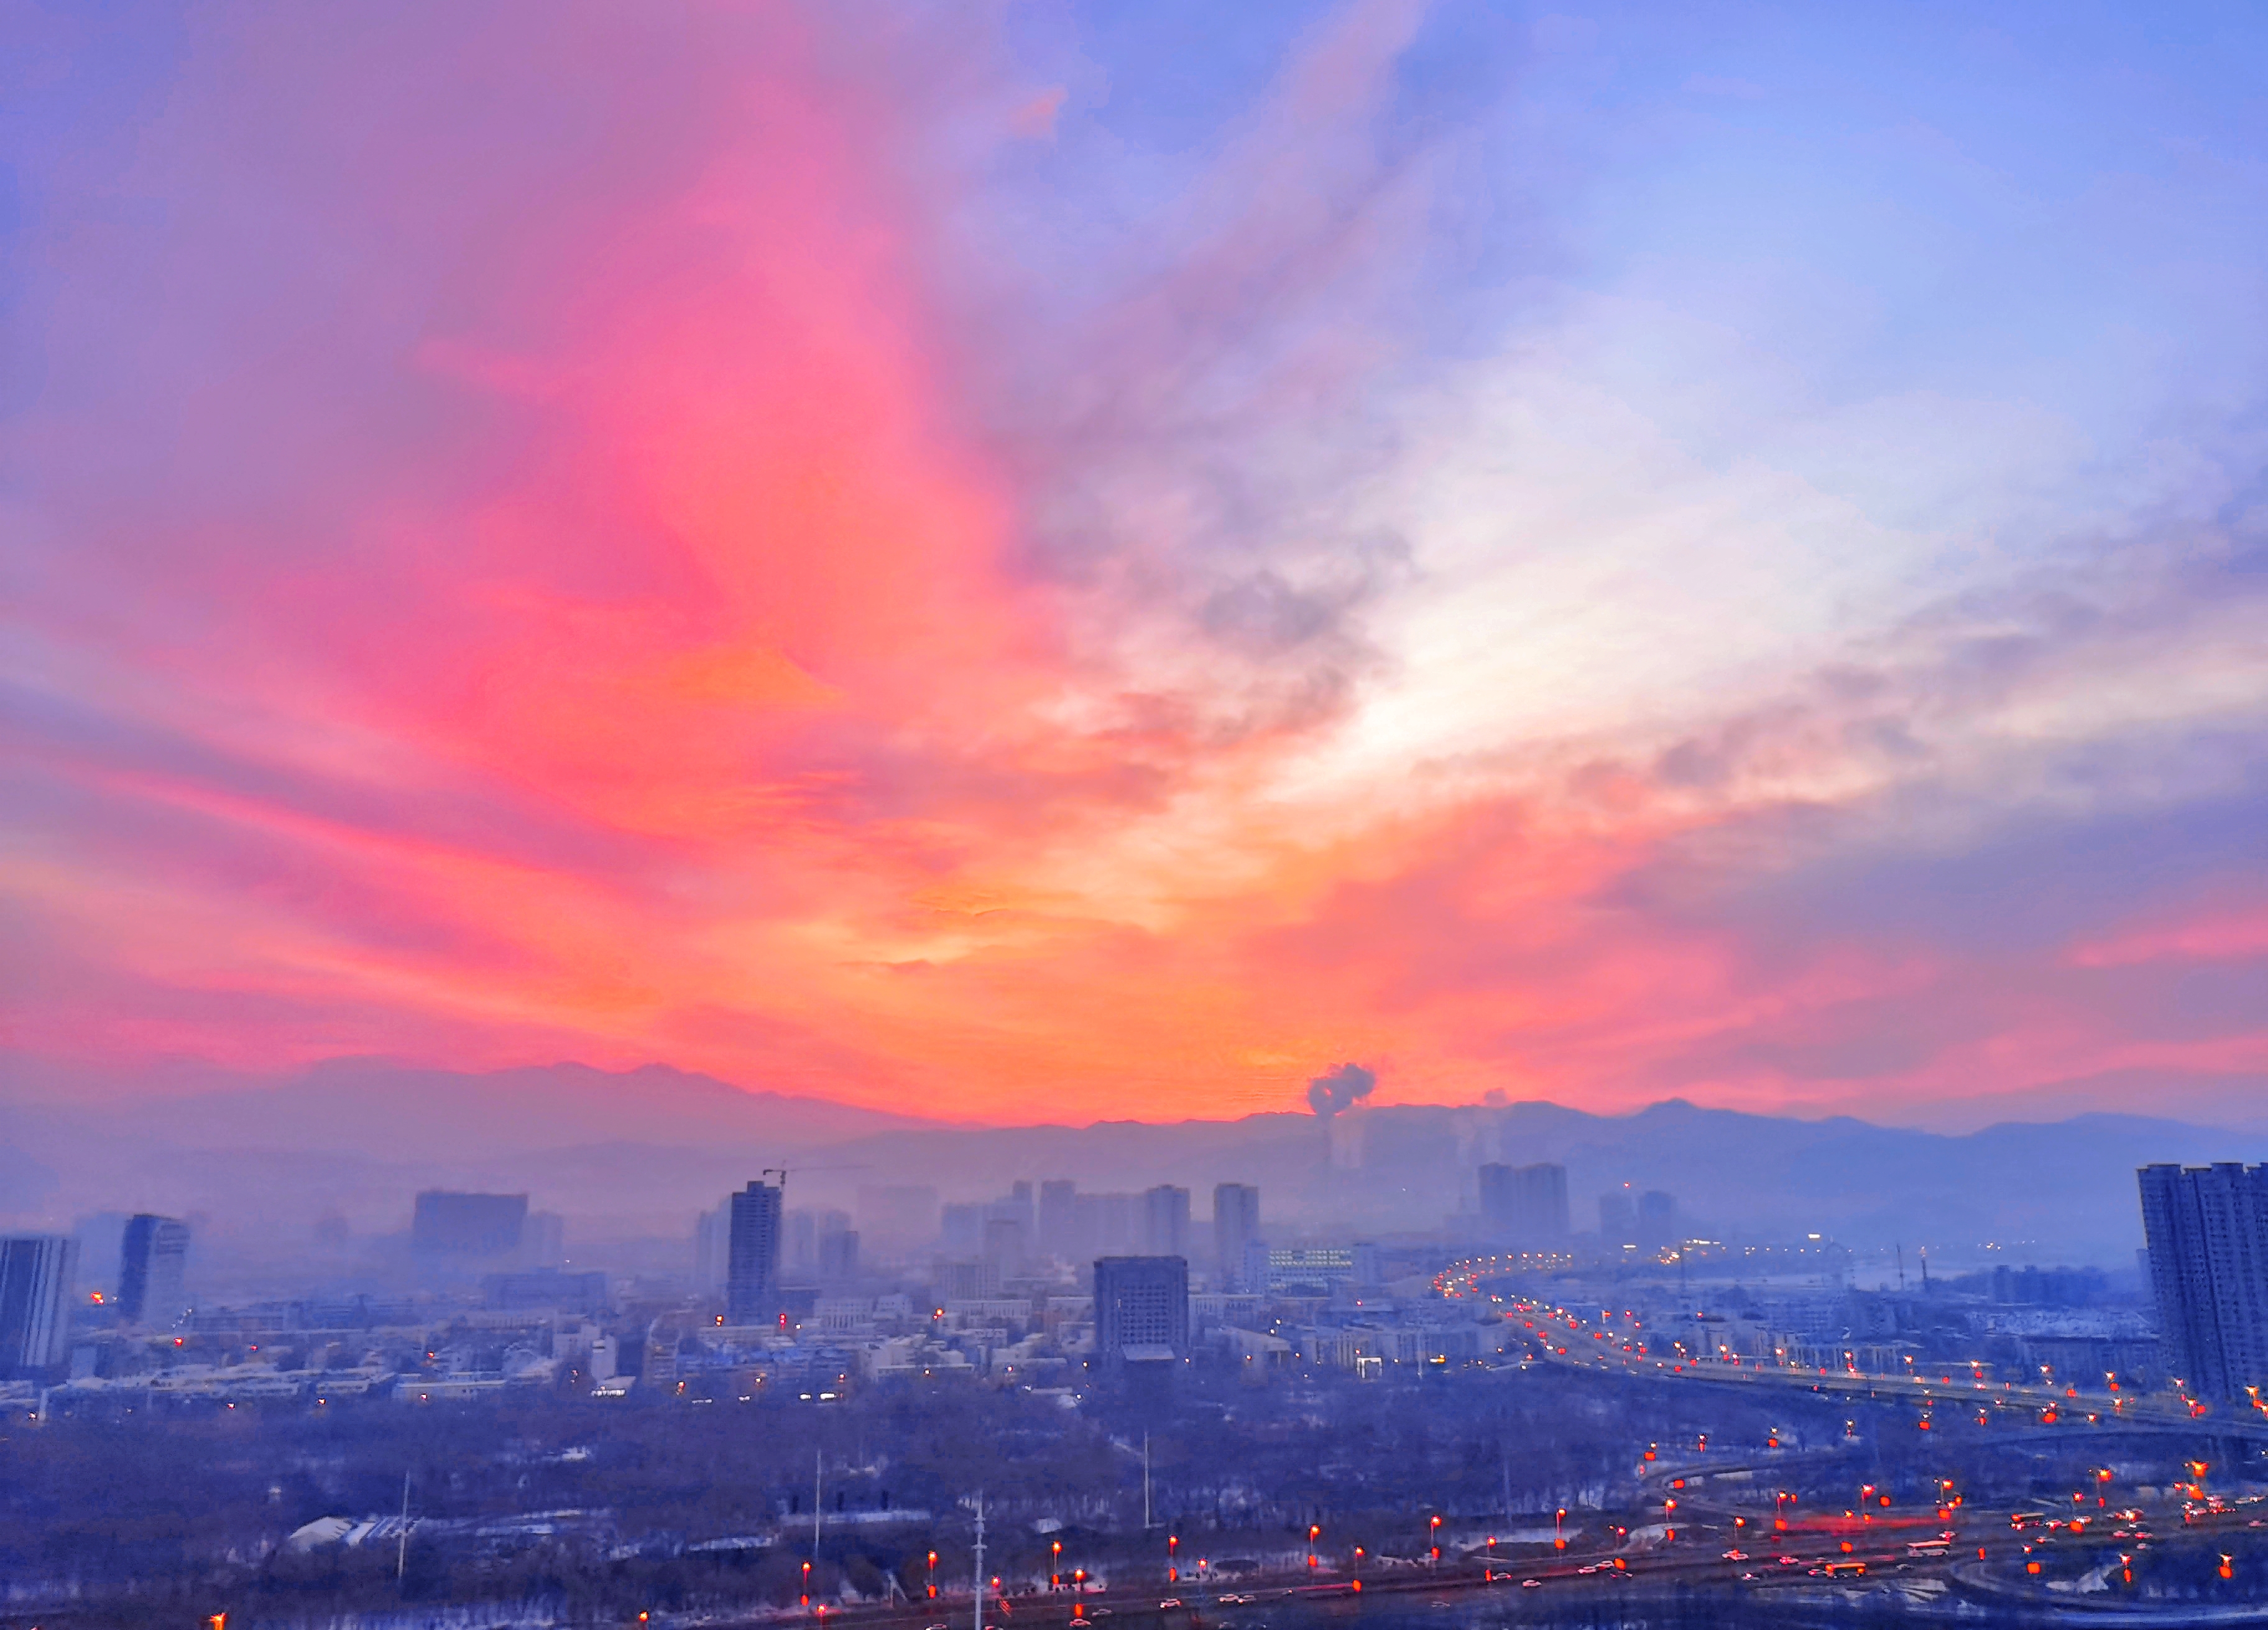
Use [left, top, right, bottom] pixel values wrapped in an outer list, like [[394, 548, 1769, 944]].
[[4, 1363, 2259, 1628]]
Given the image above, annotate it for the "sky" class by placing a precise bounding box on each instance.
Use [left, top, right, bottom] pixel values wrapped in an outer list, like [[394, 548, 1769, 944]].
[[4, 0, 2266, 1128]]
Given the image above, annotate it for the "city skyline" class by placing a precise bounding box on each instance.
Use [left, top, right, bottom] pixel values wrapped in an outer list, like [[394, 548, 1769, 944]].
[[10, 7, 2268, 1624], [6, 2, 2265, 1128]]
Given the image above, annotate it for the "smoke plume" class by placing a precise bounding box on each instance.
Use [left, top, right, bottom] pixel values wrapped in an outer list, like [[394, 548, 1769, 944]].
[[1306, 1062, 1376, 1118]]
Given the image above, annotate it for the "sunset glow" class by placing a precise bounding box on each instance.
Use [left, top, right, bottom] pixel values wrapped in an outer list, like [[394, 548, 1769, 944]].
[[6, 2, 2265, 1124]]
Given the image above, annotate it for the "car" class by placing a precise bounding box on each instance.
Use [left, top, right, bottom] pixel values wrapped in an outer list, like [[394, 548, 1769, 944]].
[[1577, 1565, 1597, 1574], [1521, 1580, 1541, 1589], [1158, 1601, 1182, 1610], [1090, 1612, 1113, 1619], [1722, 1549, 1748, 1560], [1777, 1556, 1800, 1566]]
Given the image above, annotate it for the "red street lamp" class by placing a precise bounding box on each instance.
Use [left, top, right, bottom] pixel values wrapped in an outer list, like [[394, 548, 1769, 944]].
[[1554, 1509, 1567, 1551], [1429, 1514, 1442, 1564], [927, 1551, 939, 1600]]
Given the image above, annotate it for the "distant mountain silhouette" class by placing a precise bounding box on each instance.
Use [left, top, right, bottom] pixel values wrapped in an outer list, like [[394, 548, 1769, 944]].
[[6, 1055, 2262, 1268], [0, 1056, 934, 1246]]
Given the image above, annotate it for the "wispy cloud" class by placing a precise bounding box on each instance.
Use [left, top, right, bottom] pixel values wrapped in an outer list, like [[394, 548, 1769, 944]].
[[3, 0, 2264, 1124]]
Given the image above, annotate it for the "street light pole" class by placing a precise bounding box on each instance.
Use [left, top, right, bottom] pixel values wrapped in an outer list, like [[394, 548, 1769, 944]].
[[972, 1494, 987, 1630]]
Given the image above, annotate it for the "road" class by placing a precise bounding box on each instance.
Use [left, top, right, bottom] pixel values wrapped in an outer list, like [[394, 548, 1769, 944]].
[[1493, 1290, 2268, 1445]]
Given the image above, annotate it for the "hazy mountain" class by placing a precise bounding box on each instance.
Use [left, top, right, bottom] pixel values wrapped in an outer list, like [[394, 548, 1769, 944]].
[[6, 1055, 2260, 1271], [0, 1056, 936, 1242]]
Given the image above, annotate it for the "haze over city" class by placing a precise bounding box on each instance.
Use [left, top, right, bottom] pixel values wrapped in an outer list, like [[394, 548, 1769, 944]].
[[6, 4, 2268, 1629]]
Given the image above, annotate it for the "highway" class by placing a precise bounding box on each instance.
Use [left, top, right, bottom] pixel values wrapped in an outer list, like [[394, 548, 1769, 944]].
[[689, 1292, 2268, 1630], [711, 1497, 2268, 1630], [1493, 1291, 2268, 1444]]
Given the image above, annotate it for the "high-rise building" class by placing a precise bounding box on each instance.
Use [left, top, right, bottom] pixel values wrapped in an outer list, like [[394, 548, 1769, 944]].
[[816, 1218, 860, 1284], [2138, 1162, 2268, 1399], [1478, 1162, 1569, 1248], [1093, 1255, 1189, 1369], [940, 1202, 985, 1257], [727, 1179, 786, 1324], [73, 1213, 130, 1297], [1598, 1190, 1637, 1246], [982, 1216, 1026, 1277], [1477, 1164, 1512, 1235], [1074, 1192, 1139, 1259], [525, 1210, 565, 1268], [693, 1203, 731, 1291], [1213, 1183, 1261, 1290], [0, 1235, 77, 1376], [786, 1208, 819, 1272], [786, 1208, 854, 1277], [937, 1258, 1000, 1300], [412, 1192, 528, 1257], [1037, 1180, 1077, 1256], [855, 1185, 939, 1251], [1638, 1190, 1677, 1250], [1143, 1185, 1191, 1258], [116, 1214, 190, 1327]]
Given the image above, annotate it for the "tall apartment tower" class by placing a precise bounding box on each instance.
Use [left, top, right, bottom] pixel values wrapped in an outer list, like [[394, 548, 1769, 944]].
[[726, 1178, 786, 1325], [412, 1191, 528, 1257], [1636, 1189, 1678, 1249], [1478, 1162, 1570, 1248], [1212, 1183, 1261, 1290], [1036, 1180, 1077, 1257], [1142, 1184, 1191, 1259], [1093, 1255, 1190, 1369], [117, 1214, 191, 1327], [693, 1203, 731, 1292], [0, 1234, 78, 1376], [1599, 1188, 1637, 1246], [2138, 1162, 2268, 1399]]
